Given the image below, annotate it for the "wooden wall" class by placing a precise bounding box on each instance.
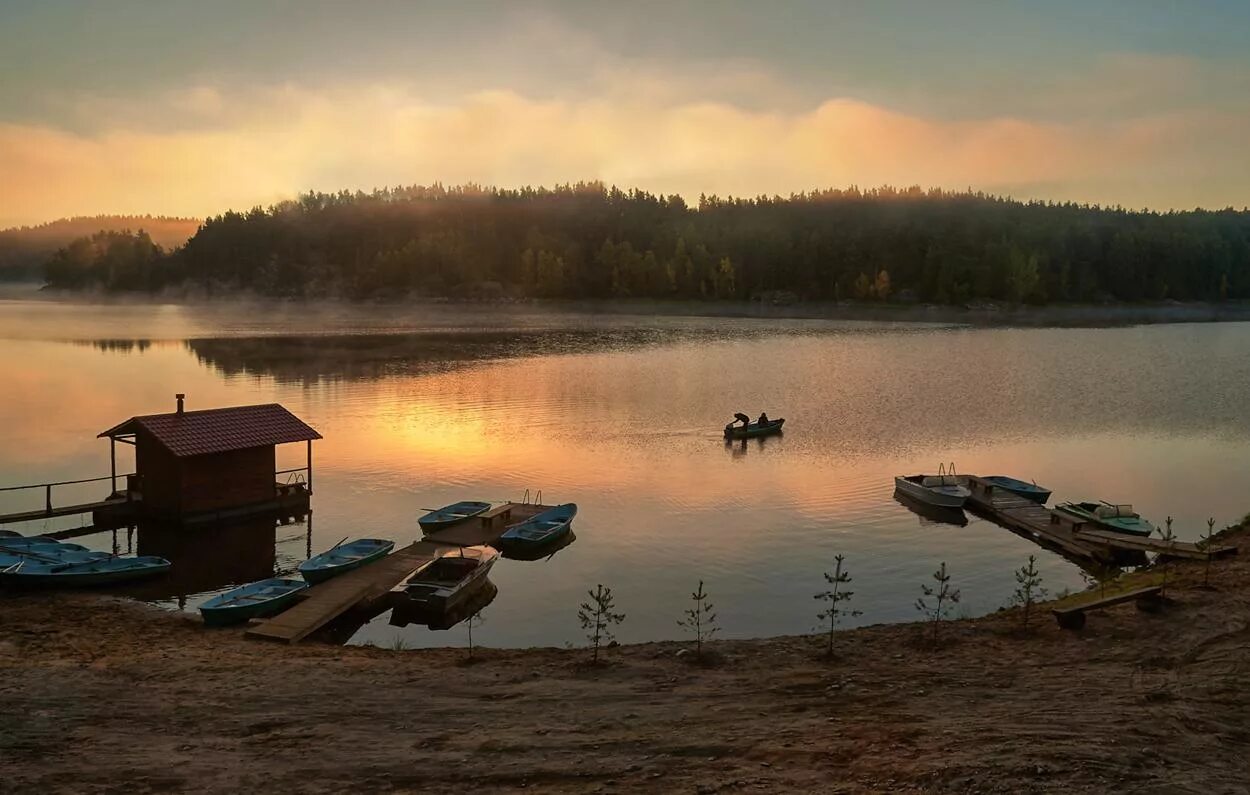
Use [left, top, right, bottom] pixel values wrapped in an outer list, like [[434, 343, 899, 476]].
[[135, 434, 276, 518], [181, 446, 276, 514]]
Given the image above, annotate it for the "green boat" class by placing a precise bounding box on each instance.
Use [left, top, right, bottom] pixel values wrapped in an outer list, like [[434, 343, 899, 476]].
[[298, 538, 394, 584], [199, 578, 309, 627], [1055, 501, 1155, 537]]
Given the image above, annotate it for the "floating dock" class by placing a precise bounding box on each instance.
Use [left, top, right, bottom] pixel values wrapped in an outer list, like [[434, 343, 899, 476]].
[[246, 502, 556, 643], [964, 476, 1235, 565]]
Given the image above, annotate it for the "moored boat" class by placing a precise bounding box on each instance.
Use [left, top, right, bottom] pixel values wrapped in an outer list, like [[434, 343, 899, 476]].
[[390, 545, 499, 615], [1056, 501, 1155, 537], [893, 463, 970, 508], [724, 418, 785, 439], [0, 555, 171, 589], [418, 501, 492, 532], [199, 578, 309, 627], [982, 475, 1052, 504], [298, 538, 395, 584], [497, 503, 577, 554]]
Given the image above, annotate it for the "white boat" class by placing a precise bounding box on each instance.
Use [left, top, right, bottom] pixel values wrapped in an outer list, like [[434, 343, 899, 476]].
[[894, 463, 970, 508], [389, 545, 499, 615]]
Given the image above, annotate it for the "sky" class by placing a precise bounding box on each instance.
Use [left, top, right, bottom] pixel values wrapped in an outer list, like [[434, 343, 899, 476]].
[[2, 0, 1249, 227]]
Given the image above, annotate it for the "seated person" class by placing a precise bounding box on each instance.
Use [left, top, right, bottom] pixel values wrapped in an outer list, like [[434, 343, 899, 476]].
[[758, 412, 769, 425]]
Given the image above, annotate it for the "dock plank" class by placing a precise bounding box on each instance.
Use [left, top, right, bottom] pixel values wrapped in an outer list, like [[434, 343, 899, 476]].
[[423, 503, 554, 548], [245, 540, 442, 644], [1074, 528, 1236, 560]]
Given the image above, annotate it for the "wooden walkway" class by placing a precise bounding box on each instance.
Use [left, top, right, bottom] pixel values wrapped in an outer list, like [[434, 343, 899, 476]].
[[423, 502, 551, 547], [0, 498, 135, 525], [1074, 526, 1235, 561], [964, 481, 1107, 563], [245, 540, 442, 643], [964, 476, 1236, 564], [244, 502, 556, 644]]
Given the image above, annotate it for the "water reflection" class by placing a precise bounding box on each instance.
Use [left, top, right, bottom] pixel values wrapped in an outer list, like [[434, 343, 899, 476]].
[[129, 517, 286, 604], [893, 491, 969, 527], [499, 529, 577, 562]]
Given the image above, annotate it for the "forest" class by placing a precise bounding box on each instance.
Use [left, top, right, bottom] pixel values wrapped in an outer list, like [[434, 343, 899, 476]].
[[0, 215, 199, 282], [36, 184, 1250, 304]]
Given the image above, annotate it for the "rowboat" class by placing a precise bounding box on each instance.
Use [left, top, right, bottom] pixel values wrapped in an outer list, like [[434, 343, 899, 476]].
[[1056, 501, 1155, 537], [390, 545, 499, 615], [0, 555, 171, 589], [497, 503, 577, 553], [893, 491, 969, 527], [298, 538, 395, 584], [982, 475, 1051, 504], [894, 463, 970, 508], [418, 501, 492, 532], [199, 578, 309, 627], [724, 418, 785, 439]]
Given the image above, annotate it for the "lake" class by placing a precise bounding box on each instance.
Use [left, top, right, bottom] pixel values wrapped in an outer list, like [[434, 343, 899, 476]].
[[2, 298, 1248, 649]]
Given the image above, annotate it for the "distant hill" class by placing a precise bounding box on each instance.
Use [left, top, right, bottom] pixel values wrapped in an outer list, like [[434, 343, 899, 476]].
[[0, 215, 200, 281]]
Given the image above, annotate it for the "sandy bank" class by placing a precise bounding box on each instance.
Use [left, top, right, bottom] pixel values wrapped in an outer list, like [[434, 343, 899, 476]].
[[2, 528, 1248, 793]]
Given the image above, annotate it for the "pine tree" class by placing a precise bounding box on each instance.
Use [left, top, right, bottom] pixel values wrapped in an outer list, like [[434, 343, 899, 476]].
[[1158, 516, 1177, 597], [915, 562, 961, 645], [1202, 517, 1217, 587], [815, 554, 861, 658], [1011, 555, 1048, 632], [578, 584, 626, 664], [677, 580, 719, 661]]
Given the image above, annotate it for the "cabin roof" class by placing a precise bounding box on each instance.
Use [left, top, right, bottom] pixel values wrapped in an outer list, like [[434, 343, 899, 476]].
[[99, 403, 321, 457]]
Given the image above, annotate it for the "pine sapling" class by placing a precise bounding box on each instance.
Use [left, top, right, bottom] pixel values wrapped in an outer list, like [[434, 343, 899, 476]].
[[1158, 516, 1176, 597], [465, 609, 485, 661], [915, 561, 961, 645], [677, 580, 719, 661], [815, 554, 861, 658], [578, 583, 626, 664], [1011, 554, 1048, 632], [1202, 517, 1216, 588]]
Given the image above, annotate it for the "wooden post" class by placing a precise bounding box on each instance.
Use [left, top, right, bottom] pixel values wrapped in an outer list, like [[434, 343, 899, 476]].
[[45, 484, 52, 515], [110, 437, 117, 495], [306, 439, 313, 493]]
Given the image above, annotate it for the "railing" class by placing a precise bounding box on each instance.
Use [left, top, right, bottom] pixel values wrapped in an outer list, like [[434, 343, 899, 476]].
[[0, 474, 136, 514]]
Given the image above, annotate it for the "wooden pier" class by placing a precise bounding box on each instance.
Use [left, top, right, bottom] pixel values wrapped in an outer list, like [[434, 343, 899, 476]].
[[246, 502, 556, 644], [246, 540, 443, 643], [965, 476, 1236, 565]]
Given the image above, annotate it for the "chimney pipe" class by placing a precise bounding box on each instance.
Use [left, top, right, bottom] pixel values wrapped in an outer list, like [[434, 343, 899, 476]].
[[176, 393, 185, 414]]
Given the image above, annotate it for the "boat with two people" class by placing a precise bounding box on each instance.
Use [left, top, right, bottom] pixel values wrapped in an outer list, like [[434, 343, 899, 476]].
[[199, 578, 310, 627], [390, 545, 500, 616], [981, 475, 1052, 504], [894, 462, 971, 508], [1055, 501, 1156, 537], [496, 503, 577, 555], [724, 411, 785, 439], [418, 501, 493, 533], [298, 538, 395, 584]]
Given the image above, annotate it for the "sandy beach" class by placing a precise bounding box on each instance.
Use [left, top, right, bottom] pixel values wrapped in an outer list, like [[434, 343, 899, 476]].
[[2, 523, 1247, 794]]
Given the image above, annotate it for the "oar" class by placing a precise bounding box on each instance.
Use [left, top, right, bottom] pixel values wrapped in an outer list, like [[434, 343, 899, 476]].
[[0, 544, 67, 565], [329, 536, 348, 551]]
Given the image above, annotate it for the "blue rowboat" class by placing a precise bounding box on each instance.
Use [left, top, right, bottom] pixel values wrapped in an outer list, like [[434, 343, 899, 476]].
[[199, 578, 309, 627], [0, 555, 171, 588], [298, 538, 395, 584], [419, 501, 492, 532], [497, 503, 577, 552], [982, 475, 1052, 504]]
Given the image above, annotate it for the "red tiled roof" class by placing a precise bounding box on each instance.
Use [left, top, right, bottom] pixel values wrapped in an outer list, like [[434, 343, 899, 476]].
[[99, 403, 321, 457]]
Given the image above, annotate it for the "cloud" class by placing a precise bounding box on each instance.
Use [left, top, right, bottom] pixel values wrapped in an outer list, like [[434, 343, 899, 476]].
[[2, 75, 1248, 227]]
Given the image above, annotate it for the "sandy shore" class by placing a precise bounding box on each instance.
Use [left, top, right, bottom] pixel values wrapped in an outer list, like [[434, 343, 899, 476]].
[[2, 527, 1248, 794]]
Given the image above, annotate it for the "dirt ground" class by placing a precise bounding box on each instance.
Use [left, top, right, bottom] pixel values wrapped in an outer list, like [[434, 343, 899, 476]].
[[2, 529, 1248, 794]]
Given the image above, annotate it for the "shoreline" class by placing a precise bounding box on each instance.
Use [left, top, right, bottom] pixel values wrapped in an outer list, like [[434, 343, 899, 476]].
[[3, 521, 1247, 793], [6, 284, 1250, 330]]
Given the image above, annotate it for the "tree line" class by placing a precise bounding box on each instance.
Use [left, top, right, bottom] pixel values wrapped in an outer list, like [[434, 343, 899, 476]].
[[1, 215, 198, 282], [38, 183, 1250, 303]]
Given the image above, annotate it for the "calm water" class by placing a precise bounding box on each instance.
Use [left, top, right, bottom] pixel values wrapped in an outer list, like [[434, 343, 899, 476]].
[[2, 298, 1249, 649]]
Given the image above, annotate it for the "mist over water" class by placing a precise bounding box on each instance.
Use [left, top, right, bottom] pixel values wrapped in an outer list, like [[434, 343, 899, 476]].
[[2, 301, 1248, 648]]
